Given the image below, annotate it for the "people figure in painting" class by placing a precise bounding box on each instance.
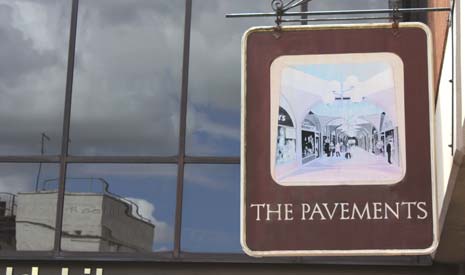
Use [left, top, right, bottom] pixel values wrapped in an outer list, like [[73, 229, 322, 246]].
[[287, 140, 295, 161], [387, 138, 392, 164], [329, 142, 335, 157], [335, 142, 341, 157], [324, 139, 330, 157], [345, 144, 352, 159], [376, 140, 383, 155], [309, 137, 314, 155], [277, 127, 286, 162]]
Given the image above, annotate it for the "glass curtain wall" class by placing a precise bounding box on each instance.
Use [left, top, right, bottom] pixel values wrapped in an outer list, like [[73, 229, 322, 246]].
[[0, 0, 393, 261]]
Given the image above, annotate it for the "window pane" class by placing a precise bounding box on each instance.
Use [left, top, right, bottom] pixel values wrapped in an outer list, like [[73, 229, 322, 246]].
[[69, 0, 185, 155], [186, 1, 270, 156], [0, 163, 59, 252], [181, 165, 241, 253], [61, 164, 176, 253], [0, 0, 70, 155]]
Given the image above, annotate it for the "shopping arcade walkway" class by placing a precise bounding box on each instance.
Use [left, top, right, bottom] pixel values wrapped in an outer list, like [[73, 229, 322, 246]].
[[281, 147, 403, 185]]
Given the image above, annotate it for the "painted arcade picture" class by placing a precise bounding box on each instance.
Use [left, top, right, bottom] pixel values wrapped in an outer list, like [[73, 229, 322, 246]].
[[271, 53, 406, 186]]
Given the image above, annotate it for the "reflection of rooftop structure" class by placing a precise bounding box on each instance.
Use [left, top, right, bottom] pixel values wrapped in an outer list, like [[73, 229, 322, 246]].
[[0, 193, 17, 250], [15, 178, 154, 252]]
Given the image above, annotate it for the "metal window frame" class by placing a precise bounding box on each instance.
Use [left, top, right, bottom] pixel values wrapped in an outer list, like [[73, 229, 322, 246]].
[[0, 0, 443, 266]]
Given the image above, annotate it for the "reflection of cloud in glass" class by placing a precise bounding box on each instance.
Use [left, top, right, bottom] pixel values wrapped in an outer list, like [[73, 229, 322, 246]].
[[186, 0, 270, 156], [0, 0, 390, 156], [126, 197, 173, 250], [69, 0, 185, 155], [0, 0, 69, 155]]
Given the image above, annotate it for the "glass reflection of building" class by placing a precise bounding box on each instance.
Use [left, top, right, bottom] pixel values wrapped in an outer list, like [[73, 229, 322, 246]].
[[0, 179, 154, 252], [0, 193, 16, 251]]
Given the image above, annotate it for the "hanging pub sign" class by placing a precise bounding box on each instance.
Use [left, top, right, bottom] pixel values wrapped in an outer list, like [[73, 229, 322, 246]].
[[241, 23, 437, 257]]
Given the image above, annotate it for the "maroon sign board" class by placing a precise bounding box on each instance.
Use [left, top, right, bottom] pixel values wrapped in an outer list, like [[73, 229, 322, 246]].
[[241, 23, 437, 256]]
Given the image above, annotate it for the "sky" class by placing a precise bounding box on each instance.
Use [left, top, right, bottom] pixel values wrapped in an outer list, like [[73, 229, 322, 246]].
[[312, 101, 384, 117], [0, 0, 391, 254], [293, 62, 390, 83], [293, 62, 390, 117]]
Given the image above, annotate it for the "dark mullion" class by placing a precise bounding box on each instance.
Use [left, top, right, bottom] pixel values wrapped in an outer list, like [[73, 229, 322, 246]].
[[177, 252, 431, 265], [0, 156, 239, 164], [0, 156, 61, 163], [184, 156, 240, 164], [0, 252, 434, 266], [66, 155, 178, 163], [173, 0, 192, 258], [53, 0, 79, 255]]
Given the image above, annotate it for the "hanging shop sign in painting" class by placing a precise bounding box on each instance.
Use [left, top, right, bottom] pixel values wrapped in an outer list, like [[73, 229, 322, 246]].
[[241, 23, 437, 257]]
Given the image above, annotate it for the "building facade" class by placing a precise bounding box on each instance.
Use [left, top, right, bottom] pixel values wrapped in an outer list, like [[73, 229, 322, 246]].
[[0, 0, 463, 274]]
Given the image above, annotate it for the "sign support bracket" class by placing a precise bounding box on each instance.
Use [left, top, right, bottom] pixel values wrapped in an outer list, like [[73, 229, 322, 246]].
[[226, 3, 451, 26]]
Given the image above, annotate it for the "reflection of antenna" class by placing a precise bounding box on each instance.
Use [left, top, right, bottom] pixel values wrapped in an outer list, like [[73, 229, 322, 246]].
[[35, 132, 51, 191]]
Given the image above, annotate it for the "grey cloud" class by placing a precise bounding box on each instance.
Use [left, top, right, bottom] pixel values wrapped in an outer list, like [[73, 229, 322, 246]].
[[69, 163, 177, 180], [126, 197, 174, 248], [0, 1, 68, 155], [0, 0, 392, 157], [69, 0, 186, 155], [0, 0, 185, 156], [0, 6, 59, 86], [94, 0, 184, 27], [188, 0, 270, 113]]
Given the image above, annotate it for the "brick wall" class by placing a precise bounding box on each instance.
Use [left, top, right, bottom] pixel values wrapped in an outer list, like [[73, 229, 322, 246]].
[[427, 0, 451, 99]]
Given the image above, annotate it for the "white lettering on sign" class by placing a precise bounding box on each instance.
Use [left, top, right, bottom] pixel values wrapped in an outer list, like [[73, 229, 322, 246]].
[[250, 203, 265, 221], [250, 203, 295, 221], [284, 203, 293, 221], [402, 201, 416, 219], [266, 203, 282, 221], [251, 201, 429, 222]]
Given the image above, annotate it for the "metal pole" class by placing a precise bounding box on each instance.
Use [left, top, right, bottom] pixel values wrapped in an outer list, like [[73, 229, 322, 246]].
[[226, 7, 451, 18], [35, 132, 50, 191], [281, 16, 395, 23], [450, 1, 455, 155]]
